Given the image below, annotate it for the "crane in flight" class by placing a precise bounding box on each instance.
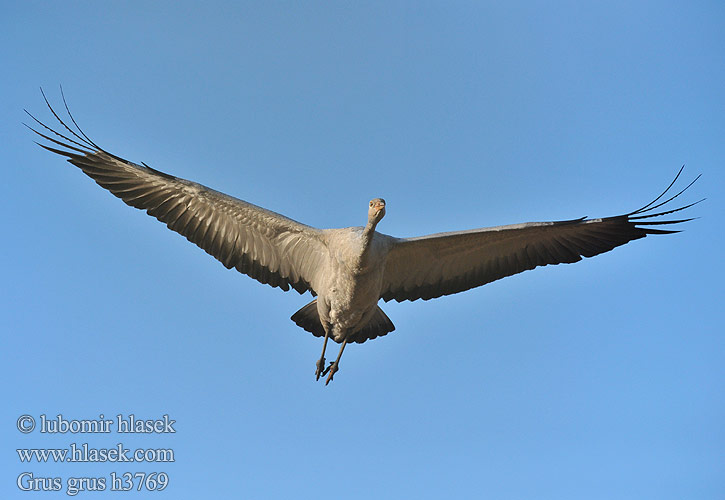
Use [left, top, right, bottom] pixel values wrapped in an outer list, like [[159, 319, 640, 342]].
[[27, 90, 701, 385]]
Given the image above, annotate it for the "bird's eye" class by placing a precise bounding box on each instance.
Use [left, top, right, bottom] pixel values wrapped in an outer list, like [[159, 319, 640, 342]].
[[369, 202, 373, 207]]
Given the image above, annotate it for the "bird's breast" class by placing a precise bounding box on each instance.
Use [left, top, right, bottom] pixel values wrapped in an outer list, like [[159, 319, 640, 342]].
[[316, 228, 392, 336]]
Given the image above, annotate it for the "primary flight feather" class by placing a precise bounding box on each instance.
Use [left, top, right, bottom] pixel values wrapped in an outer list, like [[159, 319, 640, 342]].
[[27, 90, 701, 384]]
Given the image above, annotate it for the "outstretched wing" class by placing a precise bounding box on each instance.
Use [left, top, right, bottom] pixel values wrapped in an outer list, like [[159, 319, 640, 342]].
[[381, 169, 701, 302], [27, 90, 327, 295]]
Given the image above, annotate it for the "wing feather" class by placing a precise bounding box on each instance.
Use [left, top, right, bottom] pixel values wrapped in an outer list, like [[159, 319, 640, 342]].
[[381, 169, 701, 302], [28, 96, 327, 295]]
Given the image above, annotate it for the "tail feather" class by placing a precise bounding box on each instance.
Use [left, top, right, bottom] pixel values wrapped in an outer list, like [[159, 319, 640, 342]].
[[350, 306, 396, 343], [290, 300, 325, 338], [290, 299, 395, 344]]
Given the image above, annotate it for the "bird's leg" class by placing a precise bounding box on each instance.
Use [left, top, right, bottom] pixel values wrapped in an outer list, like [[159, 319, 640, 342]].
[[324, 340, 348, 386], [315, 327, 331, 381]]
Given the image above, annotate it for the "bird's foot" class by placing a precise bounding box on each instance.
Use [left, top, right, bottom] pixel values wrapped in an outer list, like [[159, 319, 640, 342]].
[[324, 362, 339, 385], [315, 357, 326, 381]]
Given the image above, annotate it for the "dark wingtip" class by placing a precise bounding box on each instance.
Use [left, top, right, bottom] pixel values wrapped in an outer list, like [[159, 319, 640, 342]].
[[629, 166, 697, 216], [622, 169, 703, 239], [33, 86, 98, 150], [59, 85, 100, 149], [624, 168, 702, 232]]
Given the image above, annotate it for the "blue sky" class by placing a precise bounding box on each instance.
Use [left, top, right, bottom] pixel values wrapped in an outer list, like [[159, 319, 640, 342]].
[[2, 2, 723, 499]]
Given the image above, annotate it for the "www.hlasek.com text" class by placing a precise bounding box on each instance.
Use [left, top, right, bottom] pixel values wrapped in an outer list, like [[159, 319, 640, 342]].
[[18, 442, 175, 463]]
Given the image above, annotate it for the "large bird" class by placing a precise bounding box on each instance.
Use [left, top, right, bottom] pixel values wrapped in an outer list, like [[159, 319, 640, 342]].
[[27, 91, 701, 384]]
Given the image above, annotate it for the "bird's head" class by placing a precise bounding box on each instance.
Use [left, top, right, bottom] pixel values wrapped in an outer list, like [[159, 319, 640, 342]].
[[368, 198, 386, 225]]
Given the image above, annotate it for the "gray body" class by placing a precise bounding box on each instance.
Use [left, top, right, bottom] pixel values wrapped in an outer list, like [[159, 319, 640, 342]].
[[316, 227, 393, 342]]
